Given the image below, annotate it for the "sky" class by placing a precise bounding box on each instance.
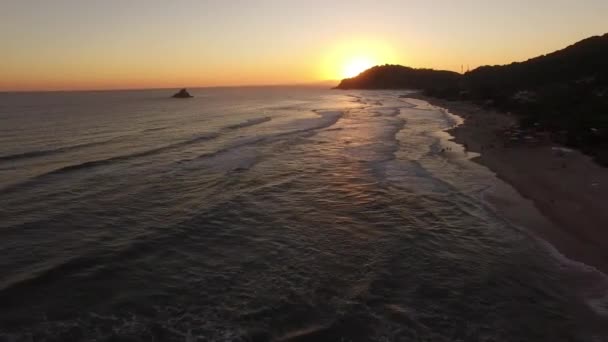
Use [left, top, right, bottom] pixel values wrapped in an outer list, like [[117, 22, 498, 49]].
[[1, 0, 607, 91]]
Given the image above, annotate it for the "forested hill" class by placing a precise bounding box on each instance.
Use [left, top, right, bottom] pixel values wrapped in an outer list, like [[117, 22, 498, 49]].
[[334, 65, 460, 90], [458, 34, 608, 165], [334, 33, 608, 165], [334, 33, 608, 93], [464, 33, 608, 95]]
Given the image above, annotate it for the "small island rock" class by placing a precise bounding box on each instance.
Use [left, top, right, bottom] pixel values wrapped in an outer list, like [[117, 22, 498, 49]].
[[172, 88, 193, 98]]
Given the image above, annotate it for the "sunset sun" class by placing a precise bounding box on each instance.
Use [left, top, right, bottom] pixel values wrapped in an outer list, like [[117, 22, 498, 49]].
[[321, 39, 399, 81], [342, 57, 376, 78]]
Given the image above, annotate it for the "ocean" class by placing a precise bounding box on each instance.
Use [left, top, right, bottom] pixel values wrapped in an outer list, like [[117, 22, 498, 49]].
[[0, 87, 604, 341]]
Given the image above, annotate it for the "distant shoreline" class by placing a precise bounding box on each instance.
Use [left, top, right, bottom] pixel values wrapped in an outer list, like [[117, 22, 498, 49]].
[[410, 94, 608, 276]]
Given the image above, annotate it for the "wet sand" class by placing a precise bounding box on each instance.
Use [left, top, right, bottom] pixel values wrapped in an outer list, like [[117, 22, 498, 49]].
[[410, 94, 608, 276]]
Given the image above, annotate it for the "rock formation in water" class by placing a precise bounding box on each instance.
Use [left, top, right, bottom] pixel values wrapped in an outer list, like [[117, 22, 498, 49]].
[[172, 88, 193, 98]]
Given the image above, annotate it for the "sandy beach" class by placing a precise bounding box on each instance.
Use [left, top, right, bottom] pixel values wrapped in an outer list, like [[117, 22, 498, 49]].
[[411, 94, 608, 275]]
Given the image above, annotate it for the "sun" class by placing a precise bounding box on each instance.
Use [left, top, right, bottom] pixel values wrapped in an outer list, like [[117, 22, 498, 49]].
[[342, 57, 375, 78], [321, 39, 399, 80]]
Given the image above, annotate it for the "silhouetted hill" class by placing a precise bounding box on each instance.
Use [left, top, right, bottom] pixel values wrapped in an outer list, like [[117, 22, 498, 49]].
[[458, 33, 608, 165], [334, 65, 461, 90], [464, 33, 608, 95], [334, 34, 608, 165]]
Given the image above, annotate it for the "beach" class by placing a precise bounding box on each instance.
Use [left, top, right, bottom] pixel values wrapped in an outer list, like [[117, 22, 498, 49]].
[[411, 94, 608, 276]]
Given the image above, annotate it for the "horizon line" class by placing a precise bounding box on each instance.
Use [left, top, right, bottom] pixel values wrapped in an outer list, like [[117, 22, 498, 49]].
[[0, 80, 342, 94]]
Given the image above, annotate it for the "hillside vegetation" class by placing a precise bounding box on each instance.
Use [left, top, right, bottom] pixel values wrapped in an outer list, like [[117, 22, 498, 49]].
[[335, 34, 608, 164]]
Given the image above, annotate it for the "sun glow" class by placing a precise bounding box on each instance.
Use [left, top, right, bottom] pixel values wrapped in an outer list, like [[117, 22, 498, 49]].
[[321, 39, 401, 81], [342, 57, 375, 78]]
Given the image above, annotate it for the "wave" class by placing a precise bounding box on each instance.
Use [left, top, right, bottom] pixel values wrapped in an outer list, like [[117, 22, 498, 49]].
[[0, 115, 273, 164], [2, 111, 342, 193], [223, 110, 342, 145], [0, 137, 122, 162], [183, 110, 344, 169], [374, 108, 401, 117], [1, 132, 220, 194], [141, 126, 170, 133], [225, 116, 271, 130], [267, 110, 343, 142], [0, 254, 100, 297]]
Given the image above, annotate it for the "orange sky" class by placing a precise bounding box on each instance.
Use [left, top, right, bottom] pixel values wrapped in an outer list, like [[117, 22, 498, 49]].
[[1, 0, 607, 91]]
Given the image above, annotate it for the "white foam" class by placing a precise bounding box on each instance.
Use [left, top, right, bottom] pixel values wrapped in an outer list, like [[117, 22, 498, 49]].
[[403, 96, 608, 319], [225, 116, 271, 130]]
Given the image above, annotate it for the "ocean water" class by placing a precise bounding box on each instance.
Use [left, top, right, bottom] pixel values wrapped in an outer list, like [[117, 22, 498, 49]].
[[0, 87, 605, 341]]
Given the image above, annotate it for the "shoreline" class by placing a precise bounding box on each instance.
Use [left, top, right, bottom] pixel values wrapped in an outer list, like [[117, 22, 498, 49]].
[[409, 94, 608, 276]]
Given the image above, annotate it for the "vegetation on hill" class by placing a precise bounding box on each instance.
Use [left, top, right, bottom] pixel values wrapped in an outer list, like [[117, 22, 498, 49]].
[[335, 65, 460, 90], [335, 34, 608, 165]]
